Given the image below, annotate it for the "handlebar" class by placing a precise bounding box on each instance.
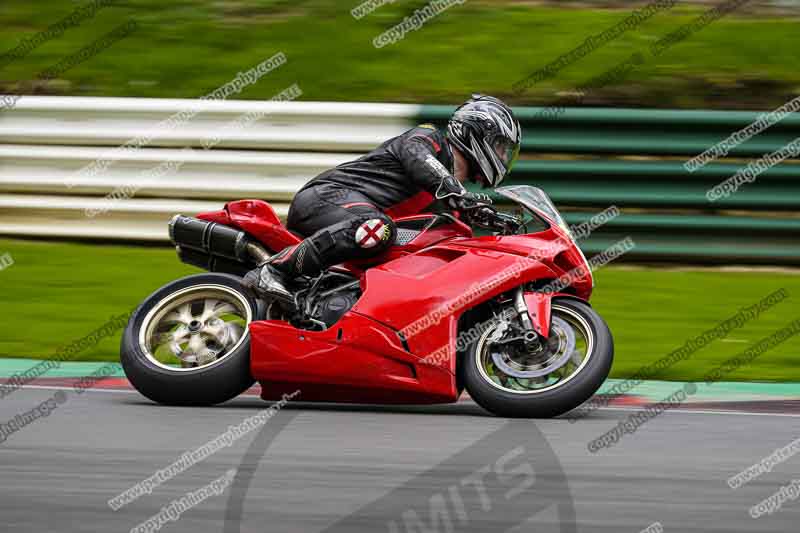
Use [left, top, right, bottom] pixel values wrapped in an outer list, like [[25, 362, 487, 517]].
[[460, 203, 522, 234]]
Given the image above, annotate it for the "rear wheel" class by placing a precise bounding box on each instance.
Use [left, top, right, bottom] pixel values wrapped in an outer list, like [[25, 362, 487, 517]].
[[463, 298, 613, 418], [120, 273, 262, 405]]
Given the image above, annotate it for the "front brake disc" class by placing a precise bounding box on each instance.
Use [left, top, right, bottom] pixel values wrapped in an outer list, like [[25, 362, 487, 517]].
[[490, 315, 575, 378]]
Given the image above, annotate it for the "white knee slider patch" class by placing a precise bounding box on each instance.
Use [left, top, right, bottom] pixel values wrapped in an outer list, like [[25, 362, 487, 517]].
[[355, 219, 391, 249]]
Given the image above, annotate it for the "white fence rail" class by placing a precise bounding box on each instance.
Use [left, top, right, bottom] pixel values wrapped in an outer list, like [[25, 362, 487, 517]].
[[0, 97, 417, 150], [0, 97, 418, 241]]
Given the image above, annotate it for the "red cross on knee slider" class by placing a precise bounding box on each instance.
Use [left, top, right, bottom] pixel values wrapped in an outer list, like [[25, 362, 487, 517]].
[[355, 219, 390, 248]]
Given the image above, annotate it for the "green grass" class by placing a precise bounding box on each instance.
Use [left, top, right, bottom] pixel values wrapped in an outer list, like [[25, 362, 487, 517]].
[[0, 1, 797, 108], [0, 238, 798, 382]]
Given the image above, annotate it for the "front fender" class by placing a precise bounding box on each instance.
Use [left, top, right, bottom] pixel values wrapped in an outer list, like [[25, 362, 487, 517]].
[[523, 292, 591, 338]]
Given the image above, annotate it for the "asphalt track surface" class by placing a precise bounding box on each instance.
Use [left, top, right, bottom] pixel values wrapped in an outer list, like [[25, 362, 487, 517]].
[[1, 386, 798, 533]]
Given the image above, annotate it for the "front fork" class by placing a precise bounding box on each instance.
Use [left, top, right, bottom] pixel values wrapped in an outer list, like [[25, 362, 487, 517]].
[[514, 287, 553, 343]]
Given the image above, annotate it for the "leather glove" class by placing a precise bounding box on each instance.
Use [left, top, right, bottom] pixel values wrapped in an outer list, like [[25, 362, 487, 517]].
[[447, 191, 493, 211]]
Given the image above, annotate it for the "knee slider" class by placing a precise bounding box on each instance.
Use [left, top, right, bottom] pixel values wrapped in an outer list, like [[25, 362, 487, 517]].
[[353, 215, 395, 251]]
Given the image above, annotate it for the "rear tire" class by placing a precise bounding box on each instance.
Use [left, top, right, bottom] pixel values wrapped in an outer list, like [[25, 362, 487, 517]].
[[463, 298, 613, 418], [120, 273, 261, 406]]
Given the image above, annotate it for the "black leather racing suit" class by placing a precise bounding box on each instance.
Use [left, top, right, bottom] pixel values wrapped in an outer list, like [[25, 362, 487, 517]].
[[269, 124, 475, 278]]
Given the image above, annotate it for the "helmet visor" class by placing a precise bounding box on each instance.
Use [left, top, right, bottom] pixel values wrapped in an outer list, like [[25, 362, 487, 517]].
[[492, 136, 520, 174]]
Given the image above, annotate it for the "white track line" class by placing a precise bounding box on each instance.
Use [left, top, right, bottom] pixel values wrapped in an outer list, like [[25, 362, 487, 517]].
[[594, 405, 800, 418], [9, 383, 800, 418]]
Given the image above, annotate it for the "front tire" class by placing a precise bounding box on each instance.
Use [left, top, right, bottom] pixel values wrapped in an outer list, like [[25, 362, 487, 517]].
[[120, 273, 262, 406], [463, 298, 613, 418]]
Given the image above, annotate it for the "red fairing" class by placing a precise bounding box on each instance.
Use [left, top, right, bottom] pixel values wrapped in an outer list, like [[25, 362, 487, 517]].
[[385, 191, 434, 219], [194, 198, 594, 406], [251, 243, 561, 402], [252, 313, 456, 404], [349, 245, 559, 377], [455, 228, 592, 301]]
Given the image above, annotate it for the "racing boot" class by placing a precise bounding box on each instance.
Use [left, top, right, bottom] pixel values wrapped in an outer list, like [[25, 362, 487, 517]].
[[243, 262, 294, 307], [243, 239, 324, 307]]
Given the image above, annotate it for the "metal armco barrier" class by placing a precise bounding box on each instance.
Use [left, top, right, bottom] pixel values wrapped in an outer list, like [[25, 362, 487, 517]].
[[420, 105, 800, 264], [1, 96, 798, 264]]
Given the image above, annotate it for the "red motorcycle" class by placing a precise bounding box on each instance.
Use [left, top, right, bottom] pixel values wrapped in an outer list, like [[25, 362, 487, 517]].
[[121, 186, 613, 418]]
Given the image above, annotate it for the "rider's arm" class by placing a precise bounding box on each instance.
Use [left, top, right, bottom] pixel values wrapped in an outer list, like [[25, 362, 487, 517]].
[[393, 129, 491, 210]]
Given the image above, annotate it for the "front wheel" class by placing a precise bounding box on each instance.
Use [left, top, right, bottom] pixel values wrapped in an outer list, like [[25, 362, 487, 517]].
[[120, 273, 262, 406], [463, 298, 613, 418]]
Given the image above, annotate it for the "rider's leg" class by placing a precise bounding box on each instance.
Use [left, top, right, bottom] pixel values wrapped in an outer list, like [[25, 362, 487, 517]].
[[244, 186, 395, 303]]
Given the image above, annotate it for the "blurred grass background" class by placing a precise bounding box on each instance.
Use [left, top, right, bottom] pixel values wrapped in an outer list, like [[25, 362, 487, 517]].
[[1, 1, 798, 381], [1, 238, 797, 382], [0, 0, 798, 108]]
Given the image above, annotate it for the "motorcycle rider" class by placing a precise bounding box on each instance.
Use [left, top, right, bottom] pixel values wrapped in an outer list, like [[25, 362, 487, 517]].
[[243, 94, 522, 305]]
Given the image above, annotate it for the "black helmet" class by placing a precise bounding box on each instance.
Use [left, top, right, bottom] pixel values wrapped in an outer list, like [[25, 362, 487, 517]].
[[447, 94, 521, 187]]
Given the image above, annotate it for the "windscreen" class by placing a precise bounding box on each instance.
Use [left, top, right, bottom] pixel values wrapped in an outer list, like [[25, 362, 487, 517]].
[[494, 185, 573, 238]]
